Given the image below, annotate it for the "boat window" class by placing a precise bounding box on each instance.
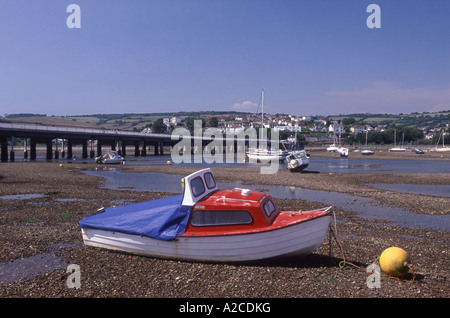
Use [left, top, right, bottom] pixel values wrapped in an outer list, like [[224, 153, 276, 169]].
[[190, 177, 205, 197], [204, 172, 216, 189], [263, 200, 276, 217], [190, 210, 253, 227]]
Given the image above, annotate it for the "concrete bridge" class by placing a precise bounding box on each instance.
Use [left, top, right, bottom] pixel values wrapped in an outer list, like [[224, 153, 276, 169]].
[[0, 123, 260, 162], [0, 123, 183, 162]]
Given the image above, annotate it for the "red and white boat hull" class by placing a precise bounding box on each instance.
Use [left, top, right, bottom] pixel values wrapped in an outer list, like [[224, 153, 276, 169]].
[[81, 211, 331, 262]]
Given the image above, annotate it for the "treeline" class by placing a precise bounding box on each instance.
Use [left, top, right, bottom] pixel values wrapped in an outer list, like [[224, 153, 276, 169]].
[[347, 126, 440, 145], [5, 113, 47, 118]]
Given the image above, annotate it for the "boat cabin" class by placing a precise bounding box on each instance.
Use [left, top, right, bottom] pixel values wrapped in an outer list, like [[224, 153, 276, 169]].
[[180, 168, 280, 236]]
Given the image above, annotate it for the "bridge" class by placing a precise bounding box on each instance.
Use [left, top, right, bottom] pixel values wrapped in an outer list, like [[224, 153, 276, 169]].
[[0, 123, 185, 162], [0, 123, 264, 162]]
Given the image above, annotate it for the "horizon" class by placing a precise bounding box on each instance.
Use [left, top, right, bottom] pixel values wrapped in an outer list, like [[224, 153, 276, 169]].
[[1, 1, 449, 117], [4, 108, 450, 119]]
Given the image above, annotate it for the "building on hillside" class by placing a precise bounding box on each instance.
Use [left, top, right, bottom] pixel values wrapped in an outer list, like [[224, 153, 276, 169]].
[[328, 122, 345, 134]]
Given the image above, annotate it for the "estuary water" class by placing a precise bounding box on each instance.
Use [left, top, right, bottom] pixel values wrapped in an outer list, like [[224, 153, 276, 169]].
[[18, 152, 450, 173]]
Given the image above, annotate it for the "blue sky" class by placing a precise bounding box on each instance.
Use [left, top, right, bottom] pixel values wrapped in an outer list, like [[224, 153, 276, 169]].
[[1, 0, 449, 116]]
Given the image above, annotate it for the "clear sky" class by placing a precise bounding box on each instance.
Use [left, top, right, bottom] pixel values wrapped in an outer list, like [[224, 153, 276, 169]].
[[1, 0, 449, 116]]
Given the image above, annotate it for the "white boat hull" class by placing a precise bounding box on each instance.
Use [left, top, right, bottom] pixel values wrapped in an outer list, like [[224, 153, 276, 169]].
[[247, 153, 288, 162], [81, 213, 332, 262], [389, 148, 406, 152]]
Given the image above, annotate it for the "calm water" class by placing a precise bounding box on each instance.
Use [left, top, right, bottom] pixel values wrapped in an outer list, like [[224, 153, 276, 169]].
[[369, 183, 450, 198], [16, 153, 450, 173], [82, 170, 450, 232]]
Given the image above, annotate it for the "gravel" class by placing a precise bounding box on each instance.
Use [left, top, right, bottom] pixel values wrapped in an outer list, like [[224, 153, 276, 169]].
[[0, 161, 448, 299]]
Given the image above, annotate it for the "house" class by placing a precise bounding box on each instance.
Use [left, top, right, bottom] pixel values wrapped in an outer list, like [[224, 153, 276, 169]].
[[350, 125, 366, 134], [171, 116, 183, 125], [328, 122, 345, 134]]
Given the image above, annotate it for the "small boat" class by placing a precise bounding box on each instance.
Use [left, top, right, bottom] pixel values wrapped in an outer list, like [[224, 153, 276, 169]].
[[326, 144, 339, 152], [389, 147, 406, 152], [389, 130, 406, 152], [413, 148, 424, 154], [79, 168, 332, 262], [361, 130, 374, 155], [95, 151, 125, 164], [361, 149, 374, 155], [337, 147, 349, 158], [434, 130, 450, 152], [247, 148, 289, 162], [246, 89, 289, 162], [285, 150, 310, 172]]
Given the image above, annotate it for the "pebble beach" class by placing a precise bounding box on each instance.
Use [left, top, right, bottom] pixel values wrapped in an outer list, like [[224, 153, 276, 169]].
[[0, 153, 448, 300]]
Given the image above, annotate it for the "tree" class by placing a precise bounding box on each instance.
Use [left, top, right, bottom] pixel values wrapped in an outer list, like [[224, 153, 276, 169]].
[[152, 118, 167, 134], [185, 117, 205, 131], [209, 117, 219, 128]]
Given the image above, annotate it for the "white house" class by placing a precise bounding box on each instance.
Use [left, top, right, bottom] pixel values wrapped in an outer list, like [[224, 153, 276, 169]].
[[328, 122, 345, 134], [350, 125, 366, 134], [171, 116, 183, 125]]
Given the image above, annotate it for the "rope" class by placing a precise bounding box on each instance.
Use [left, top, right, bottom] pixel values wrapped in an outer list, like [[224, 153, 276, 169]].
[[329, 210, 417, 282], [329, 211, 450, 294], [329, 210, 366, 272]]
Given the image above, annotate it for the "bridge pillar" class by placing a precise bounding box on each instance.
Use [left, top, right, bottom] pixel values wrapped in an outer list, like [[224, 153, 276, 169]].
[[30, 139, 37, 160], [154, 141, 159, 156], [46, 139, 52, 160], [9, 136, 15, 162], [89, 139, 95, 158], [121, 140, 126, 157], [141, 140, 146, 156], [54, 138, 59, 160], [0, 137, 7, 162], [97, 140, 102, 157], [134, 142, 139, 157], [82, 140, 88, 159], [159, 141, 164, 155], [67, 140, 73, 159]]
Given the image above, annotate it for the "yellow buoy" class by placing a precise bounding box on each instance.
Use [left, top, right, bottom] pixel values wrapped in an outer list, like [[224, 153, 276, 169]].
[[379, 247, 410, 277], [59, 164, 64, 167], [166, 160, 171, 165]]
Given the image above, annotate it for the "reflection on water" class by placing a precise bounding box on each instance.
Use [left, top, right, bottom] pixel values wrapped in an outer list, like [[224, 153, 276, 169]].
[[82, 170, 450, 232], [369, 183, 450, 198], [0, 243, 78, 283], [0, 194, 46, 200], [0, 252, 66, 283]]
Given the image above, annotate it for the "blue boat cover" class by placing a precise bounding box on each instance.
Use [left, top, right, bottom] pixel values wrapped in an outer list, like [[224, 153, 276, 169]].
[[79, 194, 191, 241]]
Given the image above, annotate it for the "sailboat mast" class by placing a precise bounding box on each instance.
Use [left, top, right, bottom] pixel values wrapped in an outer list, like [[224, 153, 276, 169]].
[[261, 88, 264, 128]]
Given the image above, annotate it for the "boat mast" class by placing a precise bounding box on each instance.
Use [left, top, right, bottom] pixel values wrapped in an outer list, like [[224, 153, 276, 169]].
[[261, 88, 264, 128]]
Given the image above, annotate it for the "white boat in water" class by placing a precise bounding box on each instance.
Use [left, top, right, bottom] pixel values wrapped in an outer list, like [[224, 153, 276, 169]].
[[247, 88, 289, 162], [95, 151, 125, 164], [247, 148, 289, 162], [361, 130, 374, 155], [389, 129, 406, 152], [79, 168, 332, 262], [434, 130, 450, 152], [326, 144, 339, 152], [337, 147, 349, 157], [361, 149, 374, 155], [285, 150, 310, 172]]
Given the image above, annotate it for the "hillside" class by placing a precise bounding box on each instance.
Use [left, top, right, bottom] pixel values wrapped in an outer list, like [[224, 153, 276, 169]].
[[2, 110, 449, 134]]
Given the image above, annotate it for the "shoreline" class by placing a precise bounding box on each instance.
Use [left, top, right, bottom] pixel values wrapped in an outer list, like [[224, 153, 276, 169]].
[[0, 161, 448, 298]]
